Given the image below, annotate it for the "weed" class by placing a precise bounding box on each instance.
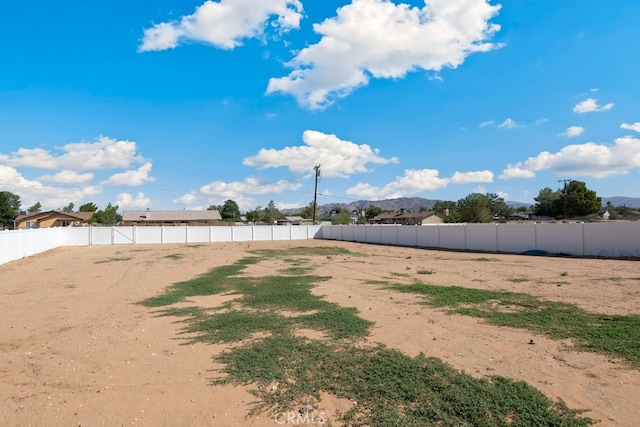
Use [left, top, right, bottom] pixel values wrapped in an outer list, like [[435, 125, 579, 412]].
[[138, 246, 593, 425], [507, 277, 530, 283], [95, 256, 132, 264], [164, 253, 183, 260], [417, 269, 434, 275], [396, 283, 640, 367]]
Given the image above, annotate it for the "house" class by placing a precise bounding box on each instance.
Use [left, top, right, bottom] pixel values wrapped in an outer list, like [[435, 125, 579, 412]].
[[370, 210, 445, 225], [121, 209, 222, 226], [15, 210, 94, 229], [275, 216, 314, 226], [598, 206, 612, 220]]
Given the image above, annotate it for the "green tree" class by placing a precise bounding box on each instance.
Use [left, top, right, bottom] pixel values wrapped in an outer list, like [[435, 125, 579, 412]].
[[62, 202, 74, 212], [455, 193, 493, 223], [0, 191, 21, 226], [299, 201, 316, 219], [364, 204, 382, 220], [79, 202, 98, 212], [433, 200, 457, 221], [263, 200, 281, 223], [554, 180, 601, 218], [220, 199, 241, 221], [533, 187, 561, 217], [331, 212, 353, 225], [91, 203, 122, 225], [28, 202, 42, 213], [486, 193, 515, 221]]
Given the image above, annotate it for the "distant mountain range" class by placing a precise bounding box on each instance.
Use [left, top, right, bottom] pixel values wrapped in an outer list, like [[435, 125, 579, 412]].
[[282, 196, 640, 215]]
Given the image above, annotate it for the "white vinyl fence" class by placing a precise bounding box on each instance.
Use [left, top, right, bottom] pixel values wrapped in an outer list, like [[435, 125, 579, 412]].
[[0, 225, 322, 266], [2, 222, 639, 266], [318, 222, 640, 259]]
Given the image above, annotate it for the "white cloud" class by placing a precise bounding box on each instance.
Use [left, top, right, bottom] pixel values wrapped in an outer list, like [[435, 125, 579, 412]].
[[243, 130, 398, 178], [101, 163, 156, 186], [172, 192, 199, 206], [138, 0, 303, 52], [39, 170, 94, 184], [621, 122, 640, 133], [560, 126, 585, 137], [346, 168, 492, 199], [0, 165, 102, 210], [200, 177, 301, 197], [480, 118, 545, 129], [497, 118, 518, 129], [0, 136, 143, 171], [500, 135, 640, 179], [181, 177, 303, 209], [450, 170, 494, 184], [116, 192, 151, 209], [267, 0, 501, 109], [573, 98, 614, 113]]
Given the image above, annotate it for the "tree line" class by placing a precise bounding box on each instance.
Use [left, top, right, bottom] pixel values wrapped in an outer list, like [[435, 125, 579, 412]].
[[0, 180, 623, 229]]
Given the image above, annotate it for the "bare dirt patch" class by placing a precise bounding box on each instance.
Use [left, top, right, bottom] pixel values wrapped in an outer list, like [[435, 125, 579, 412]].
[[1, 240, 638, 426]]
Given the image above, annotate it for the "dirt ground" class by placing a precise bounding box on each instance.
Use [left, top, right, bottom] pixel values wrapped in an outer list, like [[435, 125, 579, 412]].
[[1, 239, 639, 426]]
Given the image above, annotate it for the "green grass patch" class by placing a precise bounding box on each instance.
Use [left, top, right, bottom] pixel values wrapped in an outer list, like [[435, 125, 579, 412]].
[[138, 246, 594, 425], [471, 257, 498, 262], [396, 283, 640, 367], [164, 253, 184, 260], [216, 338, 591, 426], [507, 277, 530, 283]]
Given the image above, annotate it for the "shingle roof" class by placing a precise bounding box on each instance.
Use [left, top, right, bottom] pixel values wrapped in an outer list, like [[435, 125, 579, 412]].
[[122, 210, 222, 221], [15, 210, 94, 222]]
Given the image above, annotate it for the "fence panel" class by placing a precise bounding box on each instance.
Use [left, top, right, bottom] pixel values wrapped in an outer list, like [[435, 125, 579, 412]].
[[416, 225, 439, 248], [211, 226, 233, 242], [583, 222, 640, 257], [187, 226, 211, 243], [536, 223, 584, 256], [113, 227, 136, 244], [465, 224, 498, 252], [397, 226, 418, 247], [380, 226, 399, 245], [133, 226, 163, 244], [437, 225, 466, 250], [496, 223, 537, 254], [63, 227, 91, 246]]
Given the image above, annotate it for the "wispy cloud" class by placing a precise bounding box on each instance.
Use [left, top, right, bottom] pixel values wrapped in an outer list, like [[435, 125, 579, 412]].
[[621, 122, 640, 133], [560, 126, 585, 138]]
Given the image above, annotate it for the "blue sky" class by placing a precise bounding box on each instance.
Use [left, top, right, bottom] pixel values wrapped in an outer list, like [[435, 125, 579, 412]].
[[1, 0, 639, 213]]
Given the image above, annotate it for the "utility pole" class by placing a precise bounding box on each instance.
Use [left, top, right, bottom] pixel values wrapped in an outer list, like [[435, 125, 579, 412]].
[[558, 179, 572, 221], [312, 165, 321, 225]]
